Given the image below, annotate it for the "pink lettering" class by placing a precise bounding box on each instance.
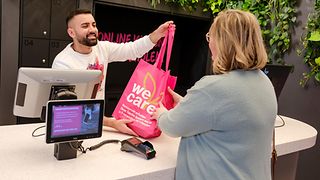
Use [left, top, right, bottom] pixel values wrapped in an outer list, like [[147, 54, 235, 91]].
[[98, 32, 114, 41], [137, 51, 159, 63], [98, 32, 145, 43], [116, 33, 126, 43], [126, 34, 131, 42]]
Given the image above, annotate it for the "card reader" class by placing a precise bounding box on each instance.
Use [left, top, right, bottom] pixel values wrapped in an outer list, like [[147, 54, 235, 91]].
[[120, 137, 156, 160]]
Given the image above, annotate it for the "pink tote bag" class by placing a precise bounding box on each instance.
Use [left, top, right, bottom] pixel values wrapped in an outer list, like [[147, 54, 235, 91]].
[[112, 25, 176, 138]]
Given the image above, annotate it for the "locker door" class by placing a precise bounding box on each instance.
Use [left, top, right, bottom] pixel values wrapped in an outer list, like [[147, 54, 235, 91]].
[[22, 0, 51, 39], [51, 0, 77, 40], [49, 40, 71, 67], [20, 38, 49, 67]]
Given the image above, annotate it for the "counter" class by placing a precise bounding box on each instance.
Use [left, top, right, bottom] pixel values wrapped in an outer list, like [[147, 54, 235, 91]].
[[0, 115, 317, 180]]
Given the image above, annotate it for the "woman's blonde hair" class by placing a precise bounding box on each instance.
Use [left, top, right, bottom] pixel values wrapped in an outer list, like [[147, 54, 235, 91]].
[[209, 9, 268, 74]]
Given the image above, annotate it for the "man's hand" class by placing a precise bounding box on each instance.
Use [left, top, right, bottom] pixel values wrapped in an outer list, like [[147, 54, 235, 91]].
[[103, 117, 138, 136], [149, 21, 175, 44]]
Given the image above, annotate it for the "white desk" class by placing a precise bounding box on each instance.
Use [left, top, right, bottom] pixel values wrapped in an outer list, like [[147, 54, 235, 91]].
[[0, 116, 317, 180], [273, 116, 317, 180], [274, 116, 317, 156]]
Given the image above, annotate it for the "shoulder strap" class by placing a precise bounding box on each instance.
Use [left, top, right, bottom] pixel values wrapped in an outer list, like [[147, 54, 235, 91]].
[[271, 128, 277, 180], [154, 25, 175, 70], [164, 26, 174, 70], [154, 32, 168, 69]]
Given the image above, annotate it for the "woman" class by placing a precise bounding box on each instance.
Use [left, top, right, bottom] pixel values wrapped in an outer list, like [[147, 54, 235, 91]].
[[152, 9, 277, 180]]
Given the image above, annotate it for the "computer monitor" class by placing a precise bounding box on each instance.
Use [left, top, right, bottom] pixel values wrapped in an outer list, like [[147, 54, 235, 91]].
[[13, 67, 102, 118], [262, 64, 293, 100], [45, 99, 104, 144]]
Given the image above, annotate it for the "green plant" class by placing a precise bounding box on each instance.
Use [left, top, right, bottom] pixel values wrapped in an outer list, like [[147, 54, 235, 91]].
[[267, 0, 297, 64], [298, 0, 320, 87], [149, 0, 297, 65], [149, 0, 199, 11]]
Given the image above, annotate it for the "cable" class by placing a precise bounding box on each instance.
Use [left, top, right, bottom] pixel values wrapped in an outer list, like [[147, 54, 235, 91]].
[[32, 125, 122, 156], [274, 115, 286, 128], [31, 125, 122, 154], [87, 139, 121, 151], [69, 141, 86, 153], [32, 125, 45, 137], [69, 139, 121, 154]]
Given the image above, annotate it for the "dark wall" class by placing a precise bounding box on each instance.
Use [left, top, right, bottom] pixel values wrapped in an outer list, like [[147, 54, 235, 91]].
[[0, 0, 19, 125], [278, 0, 320, 179]]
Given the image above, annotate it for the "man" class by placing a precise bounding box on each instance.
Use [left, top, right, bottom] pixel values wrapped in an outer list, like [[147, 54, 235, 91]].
[[52, 9, 174, 136]]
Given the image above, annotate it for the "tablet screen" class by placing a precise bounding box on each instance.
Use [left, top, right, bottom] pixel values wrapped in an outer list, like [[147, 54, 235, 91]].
[[46, 99, 104, 143]]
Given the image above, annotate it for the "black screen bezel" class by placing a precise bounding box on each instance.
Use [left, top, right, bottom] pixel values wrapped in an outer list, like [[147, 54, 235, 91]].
[[46, 99, 104, 144]]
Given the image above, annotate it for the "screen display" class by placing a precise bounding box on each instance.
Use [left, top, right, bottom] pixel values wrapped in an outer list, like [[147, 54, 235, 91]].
[[261, 64, 292, 100], [46, 99, 104, 143]]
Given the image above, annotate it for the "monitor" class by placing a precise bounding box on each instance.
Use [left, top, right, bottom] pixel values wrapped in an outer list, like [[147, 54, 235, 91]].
[[13, 67, 102, 118], [262, 64, 293, 100], [45, 99, 104, 143]]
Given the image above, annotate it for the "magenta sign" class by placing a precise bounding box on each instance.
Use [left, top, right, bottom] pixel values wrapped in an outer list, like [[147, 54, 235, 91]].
[[52, 105, 83, 137]]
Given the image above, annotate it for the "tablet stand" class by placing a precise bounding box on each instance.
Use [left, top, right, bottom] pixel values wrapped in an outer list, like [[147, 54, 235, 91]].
[[48, 85, 79, 160], [54, 141, 78, 160]]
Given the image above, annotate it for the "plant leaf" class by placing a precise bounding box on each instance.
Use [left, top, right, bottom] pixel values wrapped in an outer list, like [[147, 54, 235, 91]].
[[315, 72, 320, 82], [315, 57, 320, 66], [308, 31, 320, 41]]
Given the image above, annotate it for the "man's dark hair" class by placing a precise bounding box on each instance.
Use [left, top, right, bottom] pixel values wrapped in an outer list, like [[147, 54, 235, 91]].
[[66, 9, 92, 26]]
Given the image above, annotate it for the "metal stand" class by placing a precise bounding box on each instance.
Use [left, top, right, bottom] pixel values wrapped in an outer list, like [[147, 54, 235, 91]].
[[54, 141, 78, 160], [47, 85, 78, 160]]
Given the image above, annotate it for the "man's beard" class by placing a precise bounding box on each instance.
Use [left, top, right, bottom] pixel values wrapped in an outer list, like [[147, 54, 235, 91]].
[[78, 33, 98, 46]]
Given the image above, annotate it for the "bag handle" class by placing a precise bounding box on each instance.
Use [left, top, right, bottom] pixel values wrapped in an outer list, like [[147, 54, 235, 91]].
[[153, 34, 167, 69], [271, 128, 277, 180], [154, 25, 175, 71], [165, 26, 174, 70]]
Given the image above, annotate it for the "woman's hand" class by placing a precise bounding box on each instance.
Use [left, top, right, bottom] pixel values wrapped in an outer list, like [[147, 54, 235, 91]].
[[103, 117, 138, 136], [168, 87, 183, 107], [152, 102, 168, 120], [152, 87, 182, 120]]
